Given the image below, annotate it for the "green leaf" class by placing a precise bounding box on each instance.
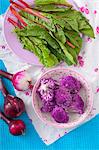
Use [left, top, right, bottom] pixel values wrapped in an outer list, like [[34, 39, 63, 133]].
[[48, 9, 79, 32], [52, 17, 68, 29], [54, 25, 66, 44], [14, 25, 60, 50], [47, 44, 65, 61], [65, 44, 77, 64], [58, 40, 75, 64], [49, 32, 76, 64], [14, 25, 46, 37], [49, 8, 72, 16], [78, 19, 91, 30], [77, 12, 95, 38], [19, 36, 59, 67], [43, 11, 73, 30], [19, 36, 42, 56], [51, 8, 95, 38], [14, 5, 94, 67], [64, 30, 82, 49], [19, 36, 45, 65], [35, 0, 72, 7], [55, 38, 76, 64], [64, 18, 79, 32], [57, 9, 79, 32], [19, 10, 56, 32], [35, 4, 67, 12], [44, 53, 59, 67], [30, 37, 59, 67], [80, 28, 94, 38], [38, 45, 59, 67]]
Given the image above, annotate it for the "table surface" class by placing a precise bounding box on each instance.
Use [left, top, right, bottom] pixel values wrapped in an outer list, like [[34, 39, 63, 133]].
[[0, 1, 99, 150]]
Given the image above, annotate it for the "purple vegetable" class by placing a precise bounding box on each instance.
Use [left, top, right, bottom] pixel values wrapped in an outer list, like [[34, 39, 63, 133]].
[[0, 111, 26, 136], [0, 70, 32, 91], [41, 101, 55, 113], [38, 78, 55, 94], [60, 76, 82, 93], [40, 78, 55, 89], [37, 76, 84, 124], [4, 95, 25, 118], [38, 78, 55, 102], [55, 87, 72, 108], [0, 78, 25, 118], [51, 106, 69, 123], [69, 94, 84, 114], [41, 89, 54, 102]]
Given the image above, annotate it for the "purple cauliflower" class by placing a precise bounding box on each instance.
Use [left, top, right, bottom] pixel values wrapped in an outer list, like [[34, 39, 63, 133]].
[[38, 78, 55, 102], [39, 78, 55, 91], [60, 76, 82, 93], [55, 88, 72, 108], [37, 76, 84, 124], [41, 89, 54, 102], [69, 94, 84, 114], [41, 101, 55, 113], [51, 106, 69, 123]]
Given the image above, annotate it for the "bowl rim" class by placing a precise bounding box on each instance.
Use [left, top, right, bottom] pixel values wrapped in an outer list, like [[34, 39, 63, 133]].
[[32, 68, 93, 128]]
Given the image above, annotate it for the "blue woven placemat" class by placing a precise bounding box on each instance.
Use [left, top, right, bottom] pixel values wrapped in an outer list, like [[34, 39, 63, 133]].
[[0, 1, 99, 149]]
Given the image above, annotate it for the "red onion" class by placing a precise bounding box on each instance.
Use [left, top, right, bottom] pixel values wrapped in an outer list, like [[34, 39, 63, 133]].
[[0, 70, 32, 91], [0, 78, 25, 118], [0, 112, 26, 136]]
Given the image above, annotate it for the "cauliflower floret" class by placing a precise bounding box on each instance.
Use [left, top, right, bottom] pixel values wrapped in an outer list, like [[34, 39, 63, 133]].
[[60, 76, 82, 93], [51, 106, 69, 123], [69, 94, 84, 114], [55, 87, 72, 108]]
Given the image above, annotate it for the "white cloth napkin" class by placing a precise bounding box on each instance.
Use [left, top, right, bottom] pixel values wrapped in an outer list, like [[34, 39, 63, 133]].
[[0, 0, 99, 145]]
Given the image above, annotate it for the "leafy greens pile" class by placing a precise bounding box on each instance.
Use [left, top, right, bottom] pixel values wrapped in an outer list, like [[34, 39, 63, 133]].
[[14, 0, 95, 67]]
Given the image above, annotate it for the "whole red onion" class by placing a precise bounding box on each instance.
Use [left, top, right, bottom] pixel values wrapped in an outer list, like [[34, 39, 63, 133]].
[[0, 111, 26, 136], [0, 78, 25, 118], [4, 95, 25, 118], [0, 70, 32, 91]]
